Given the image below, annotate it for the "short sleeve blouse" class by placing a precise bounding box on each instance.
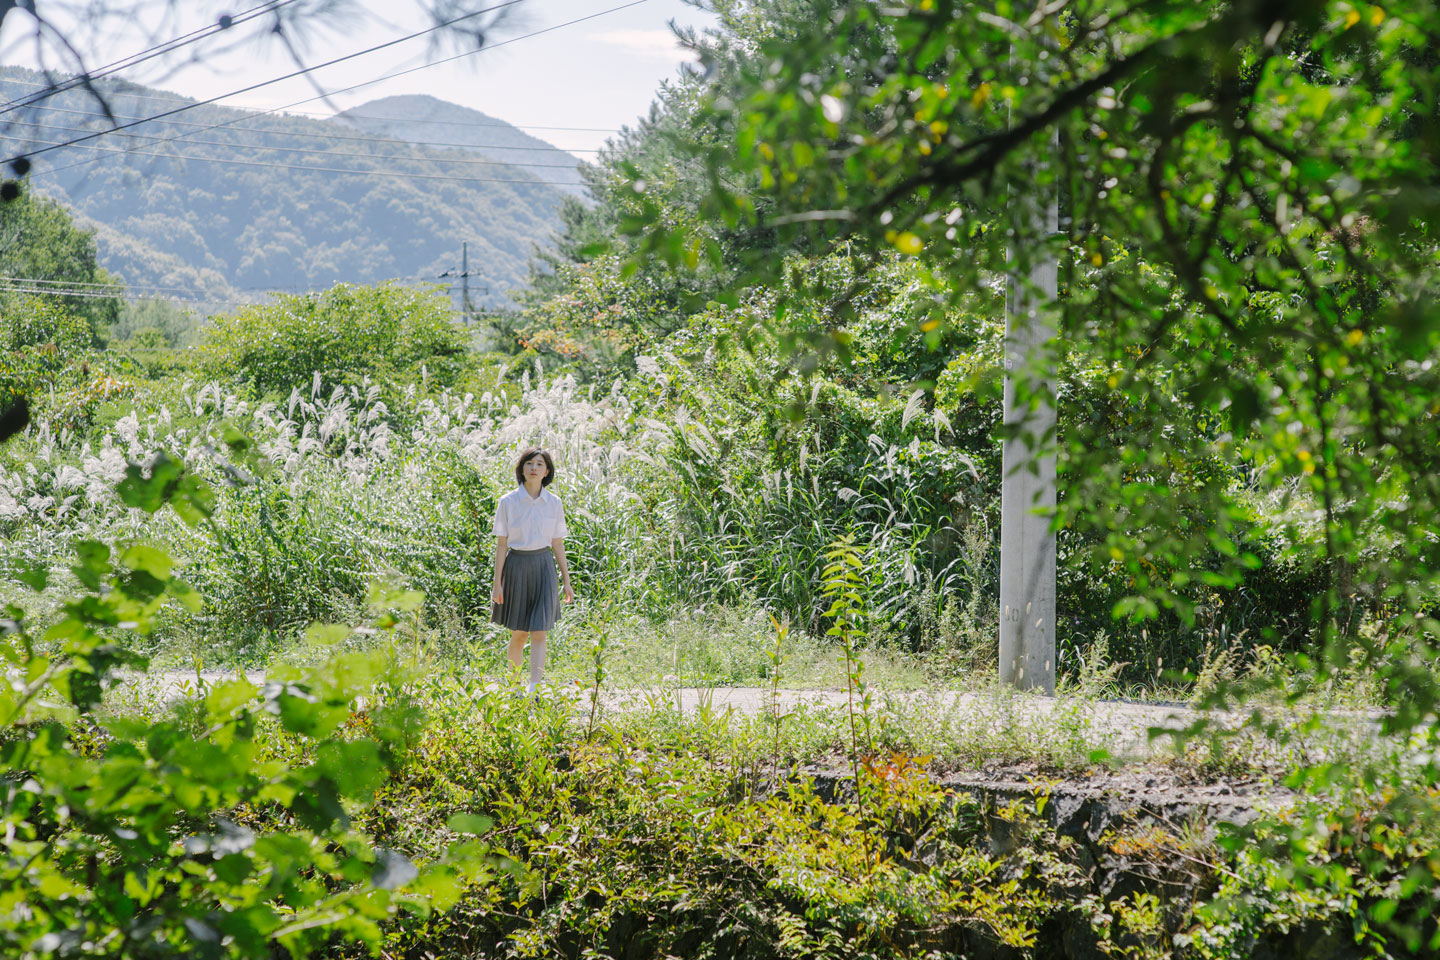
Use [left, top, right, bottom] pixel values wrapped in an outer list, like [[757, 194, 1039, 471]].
[[493, 486, 567, 551]]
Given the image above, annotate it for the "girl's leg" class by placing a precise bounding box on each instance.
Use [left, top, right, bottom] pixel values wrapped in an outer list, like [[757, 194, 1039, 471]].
[[528, 631, 547, 689], [508, 630, 528, 681]]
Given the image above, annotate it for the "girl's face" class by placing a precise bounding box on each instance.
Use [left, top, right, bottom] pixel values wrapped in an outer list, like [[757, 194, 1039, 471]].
[[523, 455, 550, 483]]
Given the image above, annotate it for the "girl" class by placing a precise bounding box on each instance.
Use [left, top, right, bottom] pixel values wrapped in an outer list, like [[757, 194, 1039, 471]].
[[491, 447, 574, 693]]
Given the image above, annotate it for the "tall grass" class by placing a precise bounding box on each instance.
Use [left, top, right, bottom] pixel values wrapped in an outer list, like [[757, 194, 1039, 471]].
[[0, 356, 1000, 680]]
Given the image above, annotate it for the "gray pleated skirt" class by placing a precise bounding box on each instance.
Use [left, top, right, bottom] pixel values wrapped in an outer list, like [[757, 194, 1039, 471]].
[[492, 548, 560, 631]]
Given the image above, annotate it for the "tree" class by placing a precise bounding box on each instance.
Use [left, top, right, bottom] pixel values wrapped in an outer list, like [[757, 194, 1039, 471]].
[[623, 0, 1440, 941], [194, 282, 469, 397], [632, 0, 1439, 666], [0, 184, 118, 337]]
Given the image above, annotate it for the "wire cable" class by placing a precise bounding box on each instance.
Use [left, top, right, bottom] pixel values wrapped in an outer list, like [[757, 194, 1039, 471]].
[[0, 275, 285, 294], [1, 277, 474, 306], [10, 0, 649, 180], [0, 1, 301, 117], [0, 77, 623, 134], [0, 104, 606, 152], [0, 283, 266, 307], [2, 0, 531, 165], [0, 133, 585, 186], [1, 122, 585, 169]]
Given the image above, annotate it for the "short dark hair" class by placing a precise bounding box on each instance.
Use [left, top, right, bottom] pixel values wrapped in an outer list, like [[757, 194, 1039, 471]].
[[515, 448, 555, 487]]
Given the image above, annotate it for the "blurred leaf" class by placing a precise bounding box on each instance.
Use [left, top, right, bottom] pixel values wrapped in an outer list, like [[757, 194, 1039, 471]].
[[446, 813, 495, 836]]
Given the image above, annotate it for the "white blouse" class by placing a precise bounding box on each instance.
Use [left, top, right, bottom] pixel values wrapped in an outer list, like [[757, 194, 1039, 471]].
[[493, 486, 568, 551]]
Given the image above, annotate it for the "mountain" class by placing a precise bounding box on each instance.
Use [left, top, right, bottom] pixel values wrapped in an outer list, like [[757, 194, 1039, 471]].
[[0, 67, 583, 309], [333, 95, 587, 198]]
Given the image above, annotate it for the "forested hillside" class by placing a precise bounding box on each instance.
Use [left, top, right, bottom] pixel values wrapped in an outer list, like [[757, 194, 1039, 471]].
[[335, 94, 586, 196], [0, 67, 578, 306]]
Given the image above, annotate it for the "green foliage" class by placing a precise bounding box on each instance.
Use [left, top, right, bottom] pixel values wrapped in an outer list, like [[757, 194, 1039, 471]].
[[195, 283, 468, 397], [0, 297, 93, 353], [0, 415, 1433, 959], [358, 679, 1088, 959], [0, 184, 118, 338], [822, 534, 874, 779], [610, 0, 1440, 944], [0, 297, 139, 432], [514, 253, 680, 366], [0, 462, 490, 959], [111, 299, 202, 349], [1191, 782, 1440, 957]]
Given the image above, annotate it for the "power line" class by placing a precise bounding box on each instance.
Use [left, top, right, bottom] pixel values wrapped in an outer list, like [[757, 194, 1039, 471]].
[[0, 74, 625, 133], [0, 1, 301, 118], [3, 274, 444, 297], [0, 282, 265, 307], [330, 112, 618, 133], [11, 0, 648, 183], [0, 277, 489, 308], [2, 275, 168, 291], [0, 103, 606, 152], [0, 275, 287, 295], [2, 0, 531, 165], [2, 121, 586, 169], [0, 133, 585, 185]]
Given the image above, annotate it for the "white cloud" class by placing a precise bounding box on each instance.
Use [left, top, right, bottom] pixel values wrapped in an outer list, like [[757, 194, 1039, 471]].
[[592, 28, 697, 63]]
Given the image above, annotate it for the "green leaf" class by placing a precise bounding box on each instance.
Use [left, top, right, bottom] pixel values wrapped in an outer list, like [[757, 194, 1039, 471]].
[[120, 544, 174, 580], [1227, 381, 1263, 433], [303, 622, 353, 649], [65, 668, 103, 713], [14, 560, 47, 591], [290, 776, 349, 832], [71, 540, 111, 590], [367, 583, 425, 614], [1113, 596, 1160, 621], [317, 739, 385, 801], [117, 452, 183, 513], [446, 813, 495, 836], [206, 678, 259, 723], [171, 474, 216, 527], [170, 580, 203, 614], [212, 853, 254, 886]]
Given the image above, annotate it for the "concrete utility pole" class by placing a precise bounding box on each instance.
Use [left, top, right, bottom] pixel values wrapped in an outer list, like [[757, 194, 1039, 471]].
[[998, 130, 1059, 695], [461, 241, 472, 325]]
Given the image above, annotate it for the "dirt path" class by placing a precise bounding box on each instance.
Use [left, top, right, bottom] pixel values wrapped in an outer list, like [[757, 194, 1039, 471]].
[[121, 671, 1203, 758]]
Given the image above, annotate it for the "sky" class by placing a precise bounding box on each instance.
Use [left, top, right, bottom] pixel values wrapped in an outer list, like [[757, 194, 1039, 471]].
[[0, 0, 713, 154]]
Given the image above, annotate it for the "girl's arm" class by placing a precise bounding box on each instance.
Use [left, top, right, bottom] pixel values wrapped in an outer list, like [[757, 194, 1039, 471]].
[[492, 535, 508, 604], [552, 538, 574, 603]]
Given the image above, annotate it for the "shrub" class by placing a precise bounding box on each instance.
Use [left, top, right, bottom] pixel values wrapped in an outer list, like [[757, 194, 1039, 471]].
[[110, 298, 202, 348], [195, 283, 469, 396], [0, 466, 491, 960], [0, 298, 130, 431], [0, 296, 94, 353]]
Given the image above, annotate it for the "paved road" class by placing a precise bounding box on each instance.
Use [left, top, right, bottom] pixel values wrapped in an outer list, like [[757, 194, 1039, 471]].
[[119, 671, 1206, 758], [662, 687, 1202, 756]]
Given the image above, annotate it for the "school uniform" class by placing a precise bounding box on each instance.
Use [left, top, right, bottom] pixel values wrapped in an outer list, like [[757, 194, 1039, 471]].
[[491, 485, 567, 631]]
